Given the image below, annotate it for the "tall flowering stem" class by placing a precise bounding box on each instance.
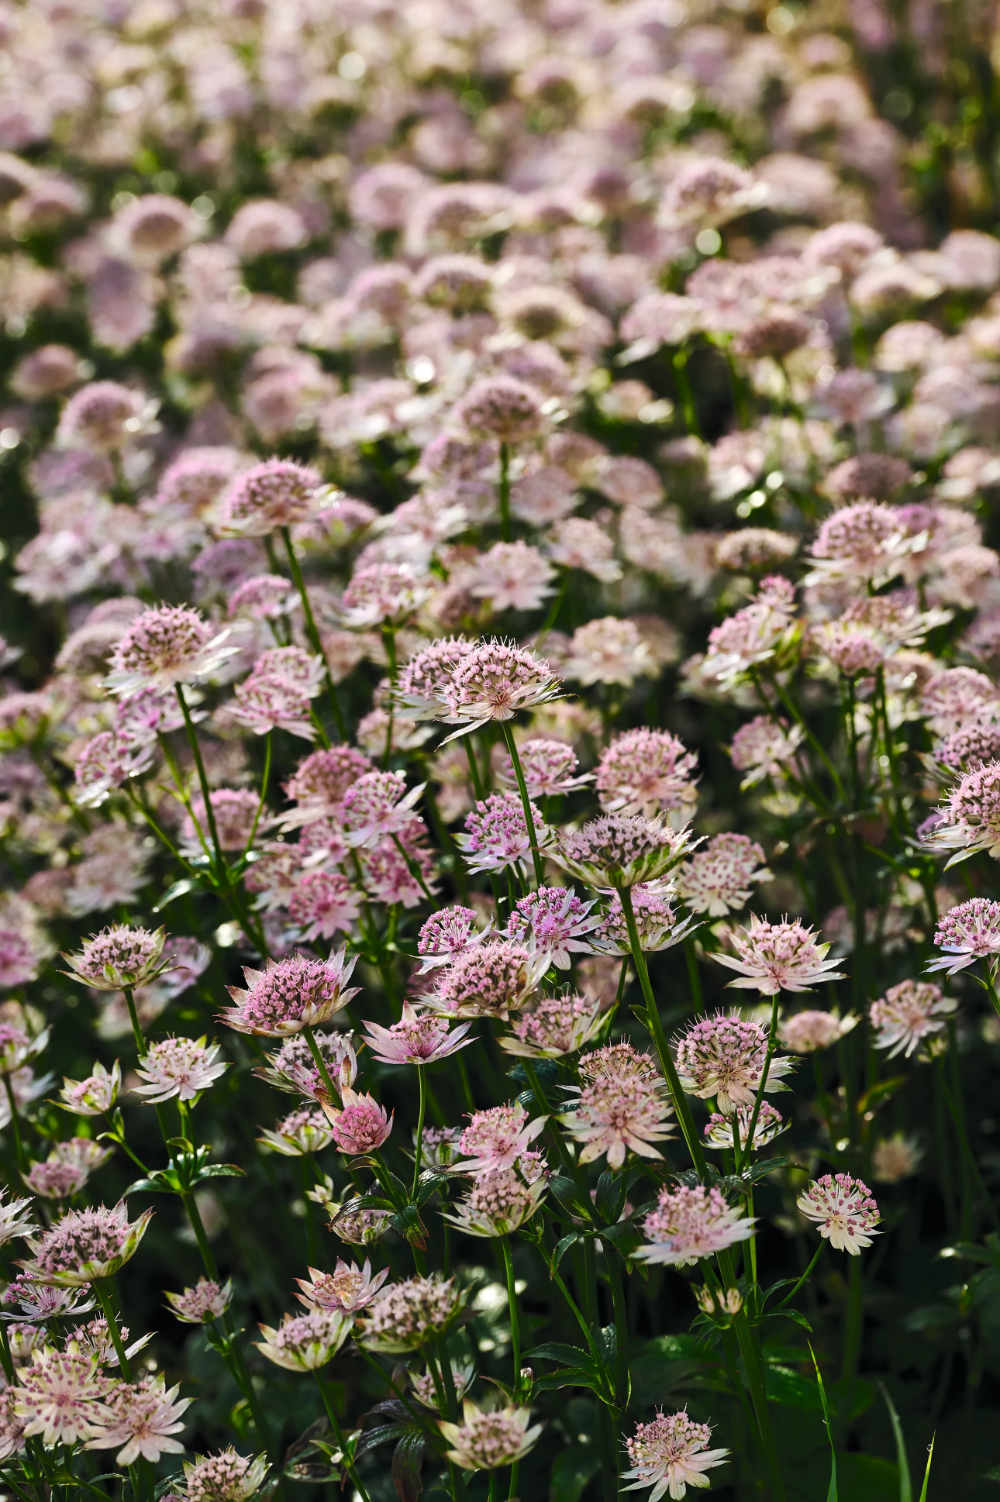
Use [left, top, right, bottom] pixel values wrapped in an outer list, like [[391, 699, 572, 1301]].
[[498, 442, 512, 542], [411, 1066, 427, 1202], [175, 683, 226, 874], [280, 525, 347, 742], [312, 1371, 374, 1502], [94, 1279, 133, 1380], [499, 1234, 521, 1401], [616, 883, 706, 1175], [501, 723, 545, 888]]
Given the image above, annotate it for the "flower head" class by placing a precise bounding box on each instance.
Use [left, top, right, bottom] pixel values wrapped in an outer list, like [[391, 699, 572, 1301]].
[[87, 1374, 190, 1465], [635, 1184, 755, 1267], [165, 1278, 233, 1324], [456, 792, 552, 877], [797, 1173, 880, 1253], [702, 577, 797, 684], [63, 925, 168, 992], [561, 1043, 674, 1169], [925, 761, 1000, 865], [286, 872, 361, 942], [500, 992, 605, 1059], [596, 730, 698, 821], [869, 980, 956, 1057], [703, 1101, 786, 1151], [19, 1202, 153, 1286], [592, 884, 695, 955], [566, 618, 656, 686], [622, 1408, 729, 1501], [220, 950, 359, 1036], [180, 1449, 269, 1502], [222, 459, 321, 535], [674, 1011, 794, 1114], [472, 541, 555, 614], [417, 906, 489, 969], [25, 1139, 112, 1199], [454, 377, 548, 442], [778, 1009, 858, 1053], [106, 606, 233, 694], [675, 834, 771, 918], [57, 382, 152, 452], [440, 641, 562, 738], [256, 1309, 353, 1371], [872, 1134, 924, 1182], [444, 1166, 548, 1237], [13, 1345, 110, 1445], [255, 1030, 357, 1103], [258, 1107, 334, 1157], [341, 563, 431, 628], [395, 638, 477, 719], [360, 1274, 465, 1352], [431, 942, 544, 1020], [323, 1086, 393, 1155], [496, 738, 592, 797], [134, 1037, 228, 1104], [729, 716, 804, 788], [714, 916, 845, 995], [554, 814, 697, 890], [295, 1260, 389, 1314], [439, 1401, 543, 1471], [0, 1189, 37, 1246], [928, 897, 1000, 974], [363, 1003, 474, 1067], [505, 886, 599, 967], [456, 1103, 547, 1174]]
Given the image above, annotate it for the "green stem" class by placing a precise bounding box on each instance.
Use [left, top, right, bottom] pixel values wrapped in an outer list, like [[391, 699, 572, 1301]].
[[122, 986, 147, 1059], [606, 1251, 630, 1412], [534, 574, 569, 649], [280, 525, 347, 741], [735, 995, 779, 1174], [773, 1240, 826, 1312], [382, 626, 397, 767], [304, 1025, 339, 1101], [671, 347, 701, 437], [499, 442, 511, 542], [501, 721, 545, 888], [842, 1254, 864, 1385], [617, 885, 706, 1175], [94, 1279, 133, 1380], [175, 685, 226, 876], [731, 1303, 786, 1502], [3, 1072, 27, 1175], [684, 939, 704, 1015], [412, 1066, 427, 1202], [763, 670, 845, 804], [500, 1235, 522, 1398], [243, 732, 272, 855], [313, 1370, 373, 1502]]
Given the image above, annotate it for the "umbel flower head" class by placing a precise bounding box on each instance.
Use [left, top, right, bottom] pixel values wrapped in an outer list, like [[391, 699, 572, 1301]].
[[165, 1278, 234, 1324], [322, 1085, 394, 1155], [12, 1343, 111, 1446], [455, 1102, 547, 1174], [0, 1189, 37, 1246], [430, 941, 546, 1020], [797, 1174, 881, 1254], [444, 1166, 548, 1237], [674, 1010, 793, 1114], [675, 833, 772, 918], [500, 991, 605, 1059], [928, 897, 1000, 975], [86, 1373, 191, 1465], [438, 640, 562, 740], [222, 458, 321, 535], [362, 1003, 474, 1066], [634, 1184, 755, 1267], [180, 1449, 270, 1502], [295, 1259, 390, 1314], [561, 1043, 674, 1169], [591, 884, 696, 956], [255, 1308, 354, 1371], [19, 1201, 153, 1285], [622, 1408, 729, 1501], [923, 759, 1000, 866], [63, 925, 168, 991], [713, 916, 845, 995], [778, 1009, 858, 1053], [220, 950, 359, 1036], [359, 1274, 466, 1352], [439, 1400, 543, 1472], [869, 980, 956, 1057], [455, 792, 553, 877], [59, 1059, 121, 1117], [595, 728, 699, 821], [105, 605, 234, 694], [703, 1100, 785, 1151], [553, 814, 699, 890], [133, 1036, 229, 1103], [504, 887, 599, 968]]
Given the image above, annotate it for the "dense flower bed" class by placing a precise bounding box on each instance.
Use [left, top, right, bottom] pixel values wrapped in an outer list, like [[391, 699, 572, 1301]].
[[0, 0, 998, 1499]]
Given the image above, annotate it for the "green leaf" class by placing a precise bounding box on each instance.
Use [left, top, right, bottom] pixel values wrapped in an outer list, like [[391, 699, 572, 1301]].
[[594, 1170, 628, 1225], [878, 1384, 912, 1502], [198, 1163, 244, 1180], [765, 1365, 823, 1410], [918, 1437, 935, 1502], [549, 1446, 601, 1502], [153, 878, 198, 912], [809, 1345, 838, 1502], [530, 1343, 599, 1375], [392, 1432, 425, 1502], [390, 1203, 428, 1249], [551, 1231, 582, 1274]]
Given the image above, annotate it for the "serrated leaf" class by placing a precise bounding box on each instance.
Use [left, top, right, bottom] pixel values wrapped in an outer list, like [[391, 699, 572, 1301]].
[[353, 1423, 411, 1461], [529, 1343, 600, 1376], [392, 1432, 425, 1502], [594, 1170, 628, 1225], [390, 1203, 428, 1249]]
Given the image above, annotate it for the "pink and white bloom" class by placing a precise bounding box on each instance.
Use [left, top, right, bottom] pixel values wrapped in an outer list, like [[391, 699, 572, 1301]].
[[165, 1279, 233, 1324], [869, 980, 956, 1057], [674, 1011, 794, 1114], [505, 886, 599, 967], [220, 950, 359, 1036], [797, 1174, 881, 1253], [496, 738, 592, 798], [456, 792, 553, 876], [596, 729, 698, 821], [928, 897, 1000, 974], [444, 1166, 548, 1238], [500, 992, 606, 1060], [133, 1037, 228, 1104], [256, 1309, 354, 1371], [471, 541, 555, 613], [105, 605, 234, 694], [13, 1345, 110, 1445], [286, 871, 362, 942], [554, 815, 699, 890], [439, 640, 562, 739], [703, 1100, 786, 1151], [439, 1401, 543, 1472], [778, 1010, 858, 1053], [362, 1003, 474, 1066], [323, 1086, 394, 1155], [455, 1102, 546, 1175], [592, 884, 696, 955], [360, 1274, 465, 1352], [561, 1043, 674, 1169], [634, 1184, 755, 1267], [675, 834, 771, 918], [87, 1375, 190, 1465], [417, 907, 492, 970], [622, 1409, 730, 1501], [19, 1202, 153, 1286], [925, 760, 1000, 865], [714, 916, 845, 995], [295, 1260, 389, 1314]]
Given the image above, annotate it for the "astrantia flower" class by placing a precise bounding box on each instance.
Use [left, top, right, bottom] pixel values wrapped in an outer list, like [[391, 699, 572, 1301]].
[[675, 834, 771, 918], [713, 916, 845, 995], [231, 673, 315, 739], [133, 1036, 228, 1104], [869, 980, 956, 1056], [395, 637, 477, 720], [25, 1139, 112, 1199], [87, 1374, 190, 1465], [416, 906, 490, 970], [472, 541, 555, 613], [286, 871, 361, 942], [925, 760, 1000, 865], [340, 770, 426, 848], [806, 502, 908, 586], [323, 1086, 393, 1155], [455, 791, 553, 877], [63, 924, 168, 991], [674, 1011, 794, 1114], [440, 640, 562, 739], [362, 1003, 474, 1066], [222, 459, 321, 536], [928, 897, 1000, 974], [19, 1202, 153, 1286], [797, 1173, 880, 1254], [729, 715, 804, 788], [0, 1189, 37, 1246], [500, 992, 605, 1059], [778, 1009, 858, 1053], [454, 376, 548, 442], [622, 1408, 730, 1501], [256, 1030, 357, 1103], [592, 884, 696, 955], [411, 1363, 475, 1411], [701, 576, 798, 684], [872, 1133, 924, 1182], [566, 617, 656, 687], [13, 1345, 110, 1445], [106, 605, 233, 694], [220, 950, 359, 1036], [165, 1278, 233, 1324], [595, 729, 699, 821], [341, 563, 431, 628], [281, 745, 372, 827], [553, 814, 698, 890], [295, 1260, 389, 1314], [456, 1103, 547, 1175], [496, 737, 592, 797], [326, 1203, 392, 1246], [430, 942, 545, 1020], [256, 1309, 353, 1372], [634, 1184, 755, 1267], [180, 1448, 269, 1502], [258, 1107, 334, 1157], [444, 1166, 548, 1237], [440, 1401, 543, 1472], [703, 1101, 786, 1151], [561, 1043, 674, 1169], [505, 886, 599, 967], [360, 1274, 465, 1352], [57, 381, 152, 452]]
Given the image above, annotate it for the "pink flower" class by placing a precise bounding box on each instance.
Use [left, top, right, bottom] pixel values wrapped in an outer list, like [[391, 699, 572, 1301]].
[[453, 376, 548, 442], [105, 605, 234, 694], [703, 1100, 785, 1151], [324, 1086, 393, 1155], [295, 1259, 389, 1314], [714, 916, 845, 995], [362, 1003, 474, 1066], [797, 1173, 880, 1254], [256, 1030, 357, 1103], [87, 1375, 190, 1465], [472, 541, 555, 613], [256, 1309, 353, 1371], [133, 1036, 228, 1104], [360, 1274, 465, 1352], [165, 1278, 233, 1324], [554, 814, 698, 890], [287, 871, 361, 941], [925, 760, 1000, 864], [566, 617, 656, 686], [675, 833, 771, 917], [179, 1449, 269, 1502], [19, 1201, 153, 1285], [596, 729, 699, 820], [635, 1183, 755, 1266], [417, 906, 490, 970], [456, 1102, 546, 1174], [13, 1346, 110, 1445], [496, 737, 592, 797], [340, 770, 426, 848], [63, 924, 168, 991], [622, 1408, 730, 1500], [674, 1010, 794, 1114], [505, 886, 599, 967], [456, 792, 552, 876], [500, 992, 605, 1060], [445, 1166, 549, 1237], [57, 381, 152, 452], [341, 563, 430, 627], [440, 640, 562, 738], [231, 672, 315, 739], [702, 576, 797, 684], [258, 1108, 333, 1157], [778, 1009, 857, 1053], [561, 1043, 674, 1168], [396, 637, 478, 719], [806, 502, 909, 586], [592, 884, 695, 955], [439, 1401, 543, 1472], [222, 458, 321, 535], [430, 942, 544, 1019], [928, 897, 1000, 974], [220, 950, 359, 1037], [869, 980, 956, 1056], [281, 745, 372, 827]]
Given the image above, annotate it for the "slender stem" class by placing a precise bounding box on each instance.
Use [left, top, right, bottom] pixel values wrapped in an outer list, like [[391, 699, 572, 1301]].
[[243, 732, 272, 856], [382, 626, 397, 767], [94, 1279, 133, 1380], [500, 1235, 522, 1399], [671, 347, 701, 437], [617, 884, 706, 1175], [772, 1240, 826, 1312], [939, 1063, 1000, 1234], [501, 722, 545, 888], [412, 1067, 427, 1201], [842, 1254, 864, 1384], [175, 685, 225, 876], [684, 940, 704, 1015], [304, 1025, 339, 1101], [499, 442, 511, 542], [122, 986, 147, 1059], [735, 995, 779, 1174], [463, 735, 484, 802], [763, 670, 845, 803], [534, 574, 569, 649], [280, 525, 347, 741], [596, 1403, 619, 1502], [313, 1370, 374, 1502], [730, 1303, 786, 1502], [606, 1251, 630, 1410], [3, 1072, 27, 1175]]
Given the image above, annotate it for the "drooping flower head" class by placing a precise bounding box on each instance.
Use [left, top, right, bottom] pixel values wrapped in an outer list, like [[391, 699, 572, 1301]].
[[869, 980, 956, 1056], [797, 1174, 880, 1253], [928, 897, 1000, 974], [220, 950, 359, 1036], [714, 916, 845, 995], [106, 606, 233, 694], [634, 1184, 755, 1266], [595, 729, 698, 821], [674, 1010, 794, 1114], [622, 1408, 730, 1501], [19, 1202, 153, 1285], [561, 1043, 674, 1168], [360, 1274, 465, 1352], [439, 1401, 543, 1472], [322, 1086, 393, 1156], [63, 925, 168, 992]]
